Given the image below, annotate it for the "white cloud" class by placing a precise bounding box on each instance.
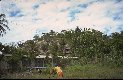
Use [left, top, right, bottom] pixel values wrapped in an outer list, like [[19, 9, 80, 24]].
[[0, 0, 123, 44], [70, 0, 123, 32]]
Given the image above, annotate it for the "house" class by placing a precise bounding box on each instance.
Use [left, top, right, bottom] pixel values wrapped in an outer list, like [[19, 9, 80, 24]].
[[0, 50, 78, 72], [22, 55, 53, 69], [0, 52, 53, 71]]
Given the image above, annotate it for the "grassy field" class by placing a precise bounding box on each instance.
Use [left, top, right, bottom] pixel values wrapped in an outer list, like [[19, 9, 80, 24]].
[[1, 64, 123, 79], [63, 64, 123, 79]]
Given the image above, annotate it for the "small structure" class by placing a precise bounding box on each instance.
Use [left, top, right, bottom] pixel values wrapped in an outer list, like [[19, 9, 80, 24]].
[[0, 53, 53, 71], [0, 51, 78, 72], [22, 55, 53, 69]]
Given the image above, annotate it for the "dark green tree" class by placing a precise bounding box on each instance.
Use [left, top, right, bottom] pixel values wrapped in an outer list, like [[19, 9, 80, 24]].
[[0, 14, 10, 36]]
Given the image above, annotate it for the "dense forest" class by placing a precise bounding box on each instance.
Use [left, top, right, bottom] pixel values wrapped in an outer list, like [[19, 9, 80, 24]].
[[1, 26, 123, 66]]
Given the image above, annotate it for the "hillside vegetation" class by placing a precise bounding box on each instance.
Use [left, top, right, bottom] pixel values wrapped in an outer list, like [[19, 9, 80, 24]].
[[0, 27, 123, 79]]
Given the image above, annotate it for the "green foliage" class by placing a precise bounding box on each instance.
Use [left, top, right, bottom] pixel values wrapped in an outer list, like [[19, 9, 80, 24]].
[[1, 26, 123, 78], [0, 14, 10, 36]]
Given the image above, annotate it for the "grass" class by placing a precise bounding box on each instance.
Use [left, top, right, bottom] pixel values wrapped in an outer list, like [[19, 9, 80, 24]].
[[63, 64, 123, 79], [1, 64, 123, 79]]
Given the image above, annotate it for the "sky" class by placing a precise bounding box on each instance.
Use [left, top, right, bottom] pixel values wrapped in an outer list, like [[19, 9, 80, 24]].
[[0, 0, 123, 44]]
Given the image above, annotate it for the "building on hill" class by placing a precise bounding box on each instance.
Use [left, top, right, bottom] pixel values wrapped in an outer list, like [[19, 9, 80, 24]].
[[0, 51, 78, 72]]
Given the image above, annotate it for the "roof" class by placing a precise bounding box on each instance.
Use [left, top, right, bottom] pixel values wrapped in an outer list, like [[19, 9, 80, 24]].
[[36, 55, 52, 58], [4, 54, 12, 56], [23, 55, 78, 59], [58, 56, 78, 59]]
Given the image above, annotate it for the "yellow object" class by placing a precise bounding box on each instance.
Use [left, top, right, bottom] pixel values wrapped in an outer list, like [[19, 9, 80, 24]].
[[54, 66, 62, 73]]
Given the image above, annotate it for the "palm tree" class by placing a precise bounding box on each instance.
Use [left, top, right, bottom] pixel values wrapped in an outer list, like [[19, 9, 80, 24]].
[[0, 14, 10, 36]]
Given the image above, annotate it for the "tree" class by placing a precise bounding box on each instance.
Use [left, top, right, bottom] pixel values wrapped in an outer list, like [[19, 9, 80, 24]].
[[0, 14, 10, 36], [109, 31, 123, 67], [21, 40, 40, 68]]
